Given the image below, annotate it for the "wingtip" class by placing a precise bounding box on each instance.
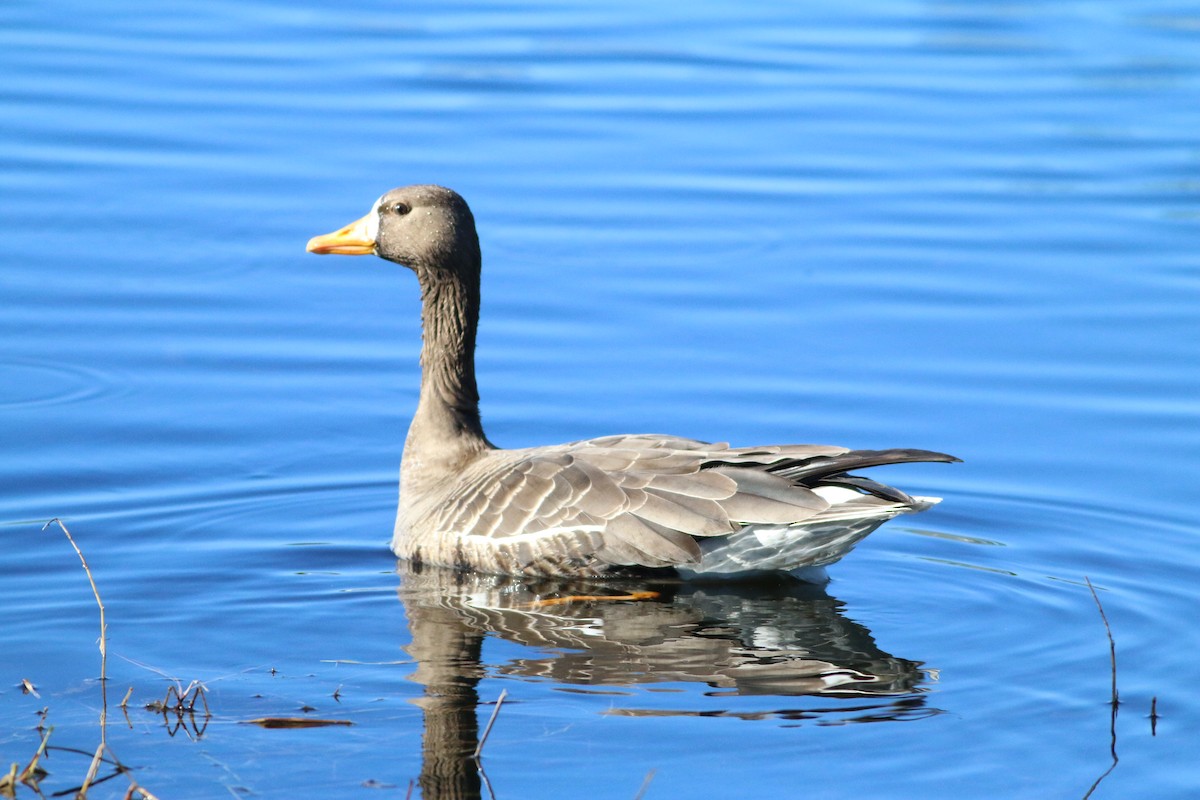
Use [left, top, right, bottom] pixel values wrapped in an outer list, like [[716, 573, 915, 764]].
[[920, 450, 962, 464], [873, 448, 963, 465]]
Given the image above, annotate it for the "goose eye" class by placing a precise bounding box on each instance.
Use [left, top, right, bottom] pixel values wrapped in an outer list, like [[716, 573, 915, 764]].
[[392, 202, 411, 216]]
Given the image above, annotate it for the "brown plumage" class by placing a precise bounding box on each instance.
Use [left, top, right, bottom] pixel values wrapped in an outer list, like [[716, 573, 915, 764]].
[[307, 185, 958, 579]]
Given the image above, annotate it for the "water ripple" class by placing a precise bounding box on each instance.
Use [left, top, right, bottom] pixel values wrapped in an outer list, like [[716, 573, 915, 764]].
[[0, 357, 123, 409]]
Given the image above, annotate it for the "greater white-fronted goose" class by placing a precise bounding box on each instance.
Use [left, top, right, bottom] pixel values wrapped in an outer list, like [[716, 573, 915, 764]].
[[307, 185, 958, 579]]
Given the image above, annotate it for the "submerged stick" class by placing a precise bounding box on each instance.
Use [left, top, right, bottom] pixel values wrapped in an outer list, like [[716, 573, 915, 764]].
[[472, 689, 508, 759], [43, 518, 108, 732], [633, 768, 657, 800]]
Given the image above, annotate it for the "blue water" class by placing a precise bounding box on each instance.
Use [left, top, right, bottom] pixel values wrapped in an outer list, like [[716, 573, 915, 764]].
[[3, 0, 1199, 797]]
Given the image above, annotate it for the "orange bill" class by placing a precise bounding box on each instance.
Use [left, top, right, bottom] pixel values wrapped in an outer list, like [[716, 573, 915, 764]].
[[306, 213, 376, 255]]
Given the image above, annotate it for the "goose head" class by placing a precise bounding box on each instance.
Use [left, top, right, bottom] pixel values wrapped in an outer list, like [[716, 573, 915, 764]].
[[306, 185, 480, 279]]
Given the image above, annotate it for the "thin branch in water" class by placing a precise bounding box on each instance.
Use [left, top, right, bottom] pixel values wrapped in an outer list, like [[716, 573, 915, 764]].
[[1082, 576, 1119, 800], [185, 681, 210, 715], [14, 724, 52, 788], [472, 689, 509, 759], [79, 742, 163, 800], [79, 743, 107, 798], [633, 768, 657, 800], [43, 517, 109, 737], [34, 526, 162, 798], [147, 681, 211, 718], [43, 519, 107, 680], [1084, 576, 1118, 708]]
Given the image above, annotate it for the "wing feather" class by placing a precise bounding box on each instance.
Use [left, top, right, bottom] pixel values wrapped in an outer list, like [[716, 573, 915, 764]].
[[603, 513, 702, 565], [711, 468, 830, 524], [635, 489, 733, 536], [642, 470, 738, 500], [413, 436, 953, 574]]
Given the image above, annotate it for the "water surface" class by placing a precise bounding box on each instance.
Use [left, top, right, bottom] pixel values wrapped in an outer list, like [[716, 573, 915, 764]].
[[2, 0, 1198, 797]]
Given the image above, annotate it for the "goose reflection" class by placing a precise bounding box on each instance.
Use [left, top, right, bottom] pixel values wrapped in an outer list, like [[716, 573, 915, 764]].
[[398, 562, 936, 798]]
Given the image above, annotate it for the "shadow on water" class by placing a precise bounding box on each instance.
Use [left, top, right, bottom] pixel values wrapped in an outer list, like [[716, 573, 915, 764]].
[[397, 562, 938, 799]]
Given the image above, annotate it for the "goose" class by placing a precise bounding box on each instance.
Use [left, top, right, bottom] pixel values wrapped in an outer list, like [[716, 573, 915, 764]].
[[307, 185, 958, 580]]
